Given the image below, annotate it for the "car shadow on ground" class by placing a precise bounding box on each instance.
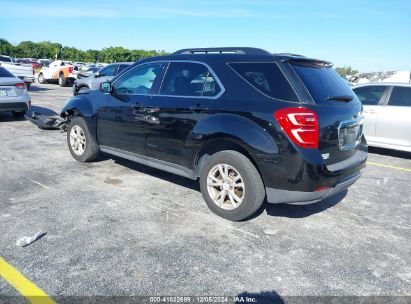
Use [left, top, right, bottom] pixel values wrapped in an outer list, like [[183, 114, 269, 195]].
[[368, 146, 411, 159], [100, 152, 347, 219], [0, 112, 26, 123], [262, 190, 347, 219], [237, 290, 284, 304], [28, 85, 53, 92], [100, 152, 200, 192]]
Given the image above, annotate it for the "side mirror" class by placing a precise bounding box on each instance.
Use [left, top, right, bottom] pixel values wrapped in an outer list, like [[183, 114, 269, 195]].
[[100, 82, 112, 94], [94, 71, 101, 78]]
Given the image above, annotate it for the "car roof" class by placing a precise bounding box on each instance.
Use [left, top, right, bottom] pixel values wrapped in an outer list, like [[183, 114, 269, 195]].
[[353, 83, 411, 88], [134, 47, 331, 66]]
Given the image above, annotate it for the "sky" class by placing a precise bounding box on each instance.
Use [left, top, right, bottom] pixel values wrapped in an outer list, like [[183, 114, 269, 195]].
[[1, 0, 410, 72]]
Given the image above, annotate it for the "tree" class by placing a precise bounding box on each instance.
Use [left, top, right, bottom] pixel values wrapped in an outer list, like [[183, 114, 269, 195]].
[[0, 37, 168, 62], [335, 66, 359, 78], [0, 38, 15, 56]]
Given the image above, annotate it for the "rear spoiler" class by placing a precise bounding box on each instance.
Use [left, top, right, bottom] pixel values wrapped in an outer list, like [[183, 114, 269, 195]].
[[284, 57, 333, 68]]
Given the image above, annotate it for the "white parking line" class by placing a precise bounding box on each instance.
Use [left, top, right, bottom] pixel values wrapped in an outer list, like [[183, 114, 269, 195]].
[[31, 180, 50, 189]]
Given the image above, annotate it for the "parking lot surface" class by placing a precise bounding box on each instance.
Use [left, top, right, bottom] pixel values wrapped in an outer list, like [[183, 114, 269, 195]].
[[0, 83, 410, 302]]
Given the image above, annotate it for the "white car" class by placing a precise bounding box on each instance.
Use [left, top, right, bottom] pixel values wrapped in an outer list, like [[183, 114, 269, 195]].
[[38, 60, 79, 86], [0, 67, 31, 117], [353, 83, 411, 152], [0, 55, 35, 89]]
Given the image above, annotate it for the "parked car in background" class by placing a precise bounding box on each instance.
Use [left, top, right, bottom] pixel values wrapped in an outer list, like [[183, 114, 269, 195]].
[[61, 47, 367, 221], [76, 66, 101, 80], [0, 55, 35, 89], [72, 62, 131, 95], [353, 83, 411, 152], [15, 58, 42, 69], [37, 60, 79, 86], [38, 59, 51, 67], [0, 66, 31, 117]]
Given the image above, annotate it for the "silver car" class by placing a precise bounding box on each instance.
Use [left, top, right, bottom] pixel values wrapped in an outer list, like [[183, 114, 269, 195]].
[[0, 67, 31, 117], [353, 83, 411, 152], [73, 62, 132, 95]]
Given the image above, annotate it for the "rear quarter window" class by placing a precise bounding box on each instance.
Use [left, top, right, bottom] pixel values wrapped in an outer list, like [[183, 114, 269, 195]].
[[292, 64, 355, 104], [353, 86, 387, 105], [388, 86, 411, 107], [229, 62, 298, 102], [0, 67, 15, 77]]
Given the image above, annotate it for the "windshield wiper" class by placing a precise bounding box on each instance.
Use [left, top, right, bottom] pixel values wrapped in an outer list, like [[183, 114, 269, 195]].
[[325, 95, 353, 102]]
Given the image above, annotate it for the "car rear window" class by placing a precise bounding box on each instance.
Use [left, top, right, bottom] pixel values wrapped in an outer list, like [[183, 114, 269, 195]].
[[229, 62, 298, 102], [292, 63, 354, 104], [0, 56, 12, 63], [0, 67, 15, 77]]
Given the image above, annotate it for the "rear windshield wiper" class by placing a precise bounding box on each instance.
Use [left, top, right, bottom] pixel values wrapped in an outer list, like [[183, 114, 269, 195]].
[[325, 95, 353, 102]]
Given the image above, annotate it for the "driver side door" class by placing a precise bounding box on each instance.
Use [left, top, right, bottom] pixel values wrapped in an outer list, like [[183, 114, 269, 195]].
[[96, 62, 165, 155]]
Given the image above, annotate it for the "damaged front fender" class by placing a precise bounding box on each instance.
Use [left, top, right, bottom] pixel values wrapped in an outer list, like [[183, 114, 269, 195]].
[[60, 95, 95, 118]]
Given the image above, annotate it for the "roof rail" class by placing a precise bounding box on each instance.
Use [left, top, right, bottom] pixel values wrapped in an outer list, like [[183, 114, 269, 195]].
[[274, 53, 305, 57], [173, 47, 272, 56]]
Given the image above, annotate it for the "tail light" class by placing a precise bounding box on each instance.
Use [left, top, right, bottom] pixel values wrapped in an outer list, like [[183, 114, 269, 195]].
[[15, 83, 27, 89], [274, 107, 319, 148], [68, 67, 73, 73]]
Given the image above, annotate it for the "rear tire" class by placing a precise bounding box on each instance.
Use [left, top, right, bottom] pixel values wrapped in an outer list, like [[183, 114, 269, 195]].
[[59, 73, 66, 87], [67, 116, 99, 162], [38, 73, 45, 84], [199, 150, 265, 221]]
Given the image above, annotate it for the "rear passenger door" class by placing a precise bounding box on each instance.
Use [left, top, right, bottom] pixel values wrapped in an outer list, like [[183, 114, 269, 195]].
[[375, 86, 411, 148], [353, 85, 388, 141], [144, 61, 222, 169]]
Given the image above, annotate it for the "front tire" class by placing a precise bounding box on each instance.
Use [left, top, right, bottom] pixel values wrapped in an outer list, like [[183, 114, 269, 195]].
[[199, 150, 265, 221], [67, 116, 99, 162]]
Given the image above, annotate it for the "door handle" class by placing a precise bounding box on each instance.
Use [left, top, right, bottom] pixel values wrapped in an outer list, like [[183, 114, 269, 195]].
[[189, 104, 208, 113], [364, 109, 377, 114], [133, 103, 142, 109]]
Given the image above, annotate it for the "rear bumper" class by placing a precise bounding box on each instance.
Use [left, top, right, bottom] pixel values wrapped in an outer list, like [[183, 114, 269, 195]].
[[0, 94, 31, 112], [266, 169, 363, 205], [18, 76, 35, 83], [0, 102, 29, 112]]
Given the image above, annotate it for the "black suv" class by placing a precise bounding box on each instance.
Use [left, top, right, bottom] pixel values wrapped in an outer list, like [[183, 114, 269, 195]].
[[61, 47, 367, 221]]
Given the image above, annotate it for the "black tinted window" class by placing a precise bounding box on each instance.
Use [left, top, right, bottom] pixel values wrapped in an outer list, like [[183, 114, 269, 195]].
[[99, 65, 117, 77], [292, 64, 354, 104], [160, 62, 221, 97], [229, 63, 298, 101], [0, 67, 15, 77], [117, 64, 130, 74], [114, 63, 162, 95], [353, 86, 386, 105], [388, 87, 411, 107]]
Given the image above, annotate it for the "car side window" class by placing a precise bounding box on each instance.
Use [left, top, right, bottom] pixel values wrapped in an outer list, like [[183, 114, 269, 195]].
[[114, 63, 163, 95], [160, 62, 221, 97], [116, 64, 129, 75], [388, 87, 411, 107], [353, 86, 386, 105], [99, 65, 117, 77]]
